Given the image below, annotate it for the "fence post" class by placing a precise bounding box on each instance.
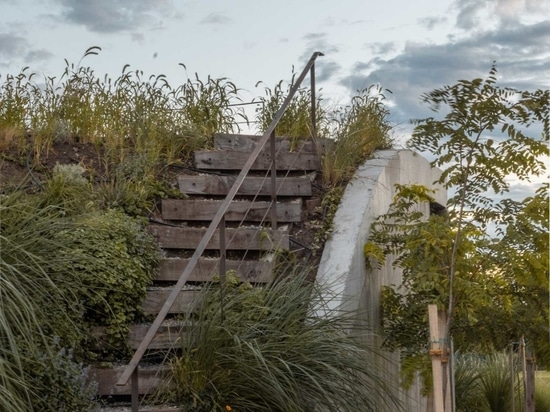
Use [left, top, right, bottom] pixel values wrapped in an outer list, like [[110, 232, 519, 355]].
[[428, 304, 445, 412]]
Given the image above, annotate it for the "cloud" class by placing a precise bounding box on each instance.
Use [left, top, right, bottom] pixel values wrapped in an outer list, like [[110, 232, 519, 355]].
[[0, 32, 53, 67], [200, 12, 231, 25], [454, 0, 488, 30], [418, 16, 448, 30], [316, 60, 341, 83], [300, 32, 340, 61], [25, 49, 54, 62], [452, 0, 550, 29], [339, 21, 550, 127], [364, 42, 396, 56], [55, 0, 176, 33]]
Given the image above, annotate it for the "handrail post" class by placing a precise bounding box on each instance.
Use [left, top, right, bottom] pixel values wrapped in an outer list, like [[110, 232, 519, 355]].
[[219, 215, 226, 322], [270, 130, 277, 230], [131, 366, 139, 412], [310, 63, 317, 139]]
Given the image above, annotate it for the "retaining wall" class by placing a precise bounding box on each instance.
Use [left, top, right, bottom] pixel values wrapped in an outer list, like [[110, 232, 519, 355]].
[[317, 149, 446, 412]]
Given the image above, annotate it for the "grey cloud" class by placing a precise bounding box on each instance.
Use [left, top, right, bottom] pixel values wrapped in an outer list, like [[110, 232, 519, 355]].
[[201, 12, 231, 25], [0, 33, 28, 57], [365, 42, 396, 56], [418, 16, 448, 30], [300, 32, 340, 62], [0, 33, 52, 67], [131, 32, 145, 45], [316, 60, 341, 83], [25, 49, 54, 62], [453, 0, 487, 30], [303, 32, 326, 41], [339, 21, 550, 128], [56, 0, 175, 33]]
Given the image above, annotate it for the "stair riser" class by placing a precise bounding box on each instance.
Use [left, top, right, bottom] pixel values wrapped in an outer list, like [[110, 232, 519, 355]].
[[177, 175, 312, 196], [194, 150, 321, 171], [157, 258, 273, 283], [213, 133, 333, 154], [147, 226, 289, 250], [161, 199, 302, 222]]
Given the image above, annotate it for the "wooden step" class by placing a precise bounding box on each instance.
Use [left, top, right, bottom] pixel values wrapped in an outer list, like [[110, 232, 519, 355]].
[[161, 198, 302, 222], [143, 289, 201, 314], [213, 133, 333, 154], [194, 150, 321, 171], [147, 225, 289, 250], [91, 322, 189, 350], [177, 175, 312, 196], [157, 258, 273, 283], [95, 406, 182, 412], [90, 365, 168, 396]]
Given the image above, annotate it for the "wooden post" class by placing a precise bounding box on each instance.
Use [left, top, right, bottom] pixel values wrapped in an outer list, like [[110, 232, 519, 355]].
[[524, 339, 535, 412], [428, 304, 445, 412], [509, 344, 515, 412], [438, 309, 452, 411]]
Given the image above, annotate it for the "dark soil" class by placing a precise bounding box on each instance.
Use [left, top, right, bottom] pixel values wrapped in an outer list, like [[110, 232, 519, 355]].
[[0, 141, 107, 192]]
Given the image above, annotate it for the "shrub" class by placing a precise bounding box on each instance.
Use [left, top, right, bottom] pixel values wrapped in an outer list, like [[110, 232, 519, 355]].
[[0, 191, 95, 411], [54, 209, 160, 353], [164, 266, 403, 412]]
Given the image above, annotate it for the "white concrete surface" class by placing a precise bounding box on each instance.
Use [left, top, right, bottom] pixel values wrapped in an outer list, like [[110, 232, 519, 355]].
[[316, 149, 446, 412]]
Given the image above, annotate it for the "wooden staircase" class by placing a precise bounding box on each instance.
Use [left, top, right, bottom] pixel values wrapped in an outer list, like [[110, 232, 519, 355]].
[[90, 133, 328, 410]]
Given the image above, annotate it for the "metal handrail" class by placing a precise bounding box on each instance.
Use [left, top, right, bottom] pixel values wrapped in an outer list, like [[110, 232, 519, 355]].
[[116, 51, 324, 399]]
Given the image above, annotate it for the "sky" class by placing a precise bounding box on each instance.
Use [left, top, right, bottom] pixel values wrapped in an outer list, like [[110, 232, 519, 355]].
[[1, 0, 549, 196]]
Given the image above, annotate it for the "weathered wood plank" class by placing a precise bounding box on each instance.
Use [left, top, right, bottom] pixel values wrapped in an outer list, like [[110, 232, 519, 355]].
[[177, 175, 312, 196], [147, 226, 289, 250], [143, 289, 201, 314], [157, 258, 273, 283], [91, 323, 188, 350], [194, 150, 321, 171], [90, 365, 169, 396], [161, 199, 302, 222], [147, 225, 289, 250], [213, 133, 333, 154]]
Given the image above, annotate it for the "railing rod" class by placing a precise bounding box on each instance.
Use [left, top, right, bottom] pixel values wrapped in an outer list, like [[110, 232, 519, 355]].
[[310, 64, 317, 139], [116, 51, 323, 387], [270, 130, 277, 230]]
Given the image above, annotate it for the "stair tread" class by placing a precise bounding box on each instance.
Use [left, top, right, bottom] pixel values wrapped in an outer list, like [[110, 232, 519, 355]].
[[213, 133, 333, 154], [194, 149, 321, 171], [157, 257, 273, 283], [147, 225, 290, 250], [177, 174, 313, 196], [161, 198, 302, 222]]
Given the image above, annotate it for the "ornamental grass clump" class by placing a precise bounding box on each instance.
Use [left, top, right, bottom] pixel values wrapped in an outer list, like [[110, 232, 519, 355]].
[[164, 266, 403, 412], [323, 85, 393, 187]]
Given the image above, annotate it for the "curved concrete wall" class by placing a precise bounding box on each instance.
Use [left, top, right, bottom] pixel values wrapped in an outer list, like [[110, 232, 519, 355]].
[[316, 149, 446, 412]]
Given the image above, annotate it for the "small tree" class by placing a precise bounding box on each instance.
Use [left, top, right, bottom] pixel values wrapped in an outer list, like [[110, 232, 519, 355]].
[[367, 65, 549, 388]]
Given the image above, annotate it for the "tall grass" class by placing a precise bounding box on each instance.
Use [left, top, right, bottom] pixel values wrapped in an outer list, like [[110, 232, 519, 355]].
[[164, 264, 404, 412], [454, 352, 550, 412], [255, 75, 328, 146], [323, 85, 393, 187], [0, 192, 95, 411], [0, 46, 247, 168]]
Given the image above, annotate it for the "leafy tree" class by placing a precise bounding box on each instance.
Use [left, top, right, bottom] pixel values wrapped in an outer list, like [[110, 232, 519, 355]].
[[367, 65, 549, 387]]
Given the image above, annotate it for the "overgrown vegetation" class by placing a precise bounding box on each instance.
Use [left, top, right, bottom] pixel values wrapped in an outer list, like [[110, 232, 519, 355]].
[[0, 163, 159, 409], [163, 265, 403, 412], [0, 47, 395, 410]]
